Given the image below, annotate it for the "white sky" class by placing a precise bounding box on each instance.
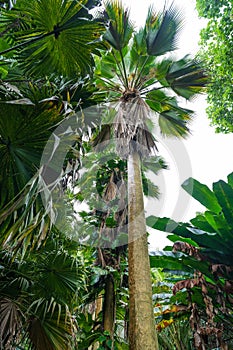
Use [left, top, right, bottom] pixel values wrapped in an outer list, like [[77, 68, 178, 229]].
[[123, 0, 233, 249]]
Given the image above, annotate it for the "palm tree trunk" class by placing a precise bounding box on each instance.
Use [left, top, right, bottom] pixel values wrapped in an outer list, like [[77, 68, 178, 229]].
[[103, 274, 115, 338], [127, 151, 158, 350]]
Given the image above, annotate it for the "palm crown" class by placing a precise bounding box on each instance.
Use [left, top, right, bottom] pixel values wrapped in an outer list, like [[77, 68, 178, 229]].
[[94, 0, 208, 155]]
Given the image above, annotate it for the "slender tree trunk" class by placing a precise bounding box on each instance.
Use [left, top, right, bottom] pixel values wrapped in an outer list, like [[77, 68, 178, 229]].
[[103, 274, 115, 338], [127, 151, 158, 350]]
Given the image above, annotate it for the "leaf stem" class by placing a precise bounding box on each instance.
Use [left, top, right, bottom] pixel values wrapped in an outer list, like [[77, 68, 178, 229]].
[[111, 50, 127, 87], [134, 56, 149, 89], [119, 49, 129, 89]]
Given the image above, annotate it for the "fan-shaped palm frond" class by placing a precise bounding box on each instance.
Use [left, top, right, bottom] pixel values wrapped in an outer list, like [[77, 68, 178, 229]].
[[103, 0, 134, 51], [0, 0, 104, 76], [158, 110, 192, 137], [0, 298, 22, 349], [0, 98, 63, 204], [146, 3, 184, 56], [0, 233, 87, 350], [166, 57, 208, 99]]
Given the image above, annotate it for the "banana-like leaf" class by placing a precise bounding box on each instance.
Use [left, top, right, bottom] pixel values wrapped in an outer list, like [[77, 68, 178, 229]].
[[182, 177, 221, 213], [147, 216, 231, 254], [204, 210, 232, 237], [227, 172, 233, 188], [213, 180, 233, 229], [149, 174, 233, 344]]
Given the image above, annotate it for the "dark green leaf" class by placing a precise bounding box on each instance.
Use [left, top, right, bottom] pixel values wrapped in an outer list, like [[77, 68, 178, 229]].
[[227, 172, 233, 189], [146, 4, 183, 56], [103, 1, 134, 51], [182, 177, 221, 213], [166, 57, 208, 99], [213, 180, 233, 228]]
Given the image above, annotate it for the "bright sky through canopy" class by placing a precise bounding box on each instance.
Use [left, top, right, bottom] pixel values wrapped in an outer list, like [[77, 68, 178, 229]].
[[122, 0, 233, 249]]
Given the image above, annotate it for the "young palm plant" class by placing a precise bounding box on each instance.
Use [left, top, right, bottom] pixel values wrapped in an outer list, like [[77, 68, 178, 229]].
[[93, 1, 208, 349]]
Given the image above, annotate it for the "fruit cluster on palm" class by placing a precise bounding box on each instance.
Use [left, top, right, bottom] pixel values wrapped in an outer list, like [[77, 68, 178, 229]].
[[0, 0, 208, 349]]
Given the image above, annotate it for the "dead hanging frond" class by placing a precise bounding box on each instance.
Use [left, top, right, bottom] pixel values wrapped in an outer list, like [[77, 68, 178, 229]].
[[103, 172, 117, 202], [117, 177, 127, 210], [92, 124, 112, 150], [113, 94, 157, 158]]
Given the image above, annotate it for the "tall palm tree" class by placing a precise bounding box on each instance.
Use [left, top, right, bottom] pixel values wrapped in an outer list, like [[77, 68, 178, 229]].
[[92, 1, 208, 349]]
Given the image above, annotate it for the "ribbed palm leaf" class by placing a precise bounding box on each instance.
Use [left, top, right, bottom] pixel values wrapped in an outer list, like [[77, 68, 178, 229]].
[[0, 235, 87, 350], [0, 0, 104, 76], [0, 76, 103, 252], [0, 104, 62, 202]]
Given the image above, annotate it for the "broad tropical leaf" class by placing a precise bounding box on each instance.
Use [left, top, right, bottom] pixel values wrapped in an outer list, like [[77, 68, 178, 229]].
[[182, 177, 221, 213], [148, 174, 233, 349], [213, 180, 233, 229]]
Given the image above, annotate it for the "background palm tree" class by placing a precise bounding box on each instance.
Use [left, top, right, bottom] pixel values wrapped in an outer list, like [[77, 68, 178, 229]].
[[0, 230, 92, 350], [92, 1, 208, 349]]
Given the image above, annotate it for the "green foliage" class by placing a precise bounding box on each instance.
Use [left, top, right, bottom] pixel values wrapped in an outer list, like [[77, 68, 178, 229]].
[[147, 173, 233, 348], [0, 233, 90, 350], [0, 1, 208, 348], [196, 0, 233, 133], [95, 1, 208, 148], [0, 0, 104, 77], [146, 3, 183, 56], [104, 0, 134, 51]]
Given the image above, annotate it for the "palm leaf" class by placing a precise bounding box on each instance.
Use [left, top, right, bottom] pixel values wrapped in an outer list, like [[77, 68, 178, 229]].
[[0, 298, 22, 349], [146, 89, 193, 116], [166, 57, 209, 99], [146, 4, 183, 56], [142, 156, 168, 175], [103, 0, 134, 51], [27, 316, 71, 350], [158, 110, 191, 137], [146, 89, 193, 137], [0, 101, 63, 204], [142, 173, 160, 199], [0, 0, 104, 76]]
